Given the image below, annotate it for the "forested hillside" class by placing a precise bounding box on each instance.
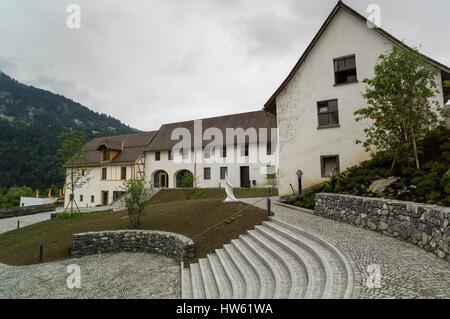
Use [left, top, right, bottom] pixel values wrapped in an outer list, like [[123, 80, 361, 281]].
[[0, 71, 136, 190]]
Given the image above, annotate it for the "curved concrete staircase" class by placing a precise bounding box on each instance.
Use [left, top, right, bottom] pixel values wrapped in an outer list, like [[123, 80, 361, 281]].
[[181, 217, 355, 299]]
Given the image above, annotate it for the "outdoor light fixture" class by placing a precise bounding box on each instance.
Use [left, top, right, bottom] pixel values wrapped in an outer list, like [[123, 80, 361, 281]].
[[296, 170, 303, 195]]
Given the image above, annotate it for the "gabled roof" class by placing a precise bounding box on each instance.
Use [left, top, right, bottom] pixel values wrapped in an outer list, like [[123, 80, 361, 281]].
[[263, 0, 450, 113], [71, 131, 158, 167], [145, 110, 277, 152]]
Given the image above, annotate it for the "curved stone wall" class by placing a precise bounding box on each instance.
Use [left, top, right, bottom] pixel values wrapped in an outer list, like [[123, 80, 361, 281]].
[[315, 193, 450, 262], [71, 230, 195, 261]]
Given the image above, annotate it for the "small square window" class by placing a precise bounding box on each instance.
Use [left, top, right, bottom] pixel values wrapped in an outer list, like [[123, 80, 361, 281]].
[[204, 167, 211, 180], [101, 167, 107, 180], [267, 141, 272, 155], [204, 147, 211, 159], [79, 195, 83, 202], [241, 142, 249, 157], [317, 100, 339, 128], [121, 167, 127, 180], [102, 150, 111, 161], [91, 195, 95, 203], [334, 55, 357, 85], [155, 152, 160, 161], [181, 148, 188, 160], [321, 155, 340, 178], [220, 167, 227, 180]]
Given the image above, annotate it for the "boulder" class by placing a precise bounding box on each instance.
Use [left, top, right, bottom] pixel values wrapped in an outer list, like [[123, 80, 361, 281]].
[[368, 177, 399, 194]]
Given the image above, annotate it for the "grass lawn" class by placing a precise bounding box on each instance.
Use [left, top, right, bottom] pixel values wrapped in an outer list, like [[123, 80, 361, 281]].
[[149, 187, 277, 204], [0, 198, 268, 266]]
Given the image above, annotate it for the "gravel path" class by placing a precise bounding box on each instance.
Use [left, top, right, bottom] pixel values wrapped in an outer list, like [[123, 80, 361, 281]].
[[241, 198, 450, 299], [0, 253, 180, 299]]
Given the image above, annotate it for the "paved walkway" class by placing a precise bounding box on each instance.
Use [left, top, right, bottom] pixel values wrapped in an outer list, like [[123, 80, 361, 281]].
[[0, 211, 54, 235], [241, 198, 450, 299], [0, 253, 180, 299]]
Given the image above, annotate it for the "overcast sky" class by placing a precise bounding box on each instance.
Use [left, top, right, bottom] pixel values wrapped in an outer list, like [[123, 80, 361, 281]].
[[0, 0, 449, 131]]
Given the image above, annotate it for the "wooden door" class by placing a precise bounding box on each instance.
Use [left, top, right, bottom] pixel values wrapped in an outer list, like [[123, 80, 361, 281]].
[[240, 166, 250, 188]]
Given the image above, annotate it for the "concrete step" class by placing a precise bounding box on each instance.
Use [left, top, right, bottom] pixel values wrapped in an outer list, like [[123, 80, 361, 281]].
[[271, 217, 354, 299], [181, 267, 192, 299], [256, 224, 324, 299], [247, 229, 300, 298], [198, 258, 220, 299], [180, 217, 355, 299], [239, 234, 290, 299], [231, 238, 275, 299], [216, 248, 246, 299], [190, 263, 206, 299], [223, 243, 260, 299], [207, 253, 233, 299]]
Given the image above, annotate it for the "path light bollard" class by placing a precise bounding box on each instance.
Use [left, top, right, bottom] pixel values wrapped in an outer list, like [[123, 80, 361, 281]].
[[17, 220, 20, 229], [39, 243, 44, 262], [296, 170, 303, 196], [267, 197, 272, 217]]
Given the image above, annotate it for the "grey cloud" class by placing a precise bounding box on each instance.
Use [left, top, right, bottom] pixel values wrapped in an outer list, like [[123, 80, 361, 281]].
[[0, 0, 448, 131]]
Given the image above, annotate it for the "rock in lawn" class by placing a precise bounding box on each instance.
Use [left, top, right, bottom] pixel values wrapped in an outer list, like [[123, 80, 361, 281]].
[[369, 177, 399, 194]]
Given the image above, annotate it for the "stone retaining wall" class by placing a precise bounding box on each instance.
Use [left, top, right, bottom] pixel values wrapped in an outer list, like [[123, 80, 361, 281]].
[[315, 193, 450, 262], [0, 203, 57, 219], [71, 230, 195, 261]]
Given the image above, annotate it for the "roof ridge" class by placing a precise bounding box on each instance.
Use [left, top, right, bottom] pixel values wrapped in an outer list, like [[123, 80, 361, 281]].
[[158, 110, 268, 127], [263, 0, 450, 112]]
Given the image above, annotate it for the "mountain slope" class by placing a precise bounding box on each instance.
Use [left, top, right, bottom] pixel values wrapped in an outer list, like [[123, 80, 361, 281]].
[[0, 71, 136, 190]]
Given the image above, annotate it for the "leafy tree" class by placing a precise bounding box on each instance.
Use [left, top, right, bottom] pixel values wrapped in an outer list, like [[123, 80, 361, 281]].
[[354, 47, 447, 171], [122, 180, 153, 228], [179, 171, 194, 188], [57, 130, 91, 213], [0, 186, 33, 208]]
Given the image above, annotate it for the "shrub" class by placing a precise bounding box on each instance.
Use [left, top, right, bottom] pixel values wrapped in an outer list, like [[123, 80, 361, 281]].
[[414, 172, 440, 197], [441, 173, 450, 194], [122, 180, 153, 229]]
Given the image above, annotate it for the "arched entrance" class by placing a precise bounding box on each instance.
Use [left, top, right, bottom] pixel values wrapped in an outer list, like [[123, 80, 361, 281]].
[[153, 170, 169, 188], [175, 170, 194, 188]]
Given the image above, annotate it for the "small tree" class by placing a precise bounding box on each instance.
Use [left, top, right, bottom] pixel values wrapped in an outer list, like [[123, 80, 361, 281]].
[[57, 130, 91, 213], [122, 180, 153, 228], [355, 47, 447, 171]]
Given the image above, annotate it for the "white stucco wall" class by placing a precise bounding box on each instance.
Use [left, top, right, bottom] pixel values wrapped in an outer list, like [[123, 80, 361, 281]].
[[64, 165, 133, 208], [20, 197, 57, 207], [276, 8, 445, 196], [145, 143, 278, 189]]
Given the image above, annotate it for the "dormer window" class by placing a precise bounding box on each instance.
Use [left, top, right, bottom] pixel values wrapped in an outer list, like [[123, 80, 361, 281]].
[[102, 149, 111, 161], [97, 139, 123, 162], [334, 55, 357, 85]]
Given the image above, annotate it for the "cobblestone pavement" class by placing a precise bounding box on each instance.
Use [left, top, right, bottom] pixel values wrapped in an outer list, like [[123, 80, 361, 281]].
[[0, 253, 180, 299], [241, 198, 450, 299]]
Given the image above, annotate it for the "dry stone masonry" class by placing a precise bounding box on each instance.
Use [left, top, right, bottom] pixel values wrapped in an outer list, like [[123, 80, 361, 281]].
[[315, 193, 450, 262], [71, 230, 195, 261], [0, 203, 56, 219]]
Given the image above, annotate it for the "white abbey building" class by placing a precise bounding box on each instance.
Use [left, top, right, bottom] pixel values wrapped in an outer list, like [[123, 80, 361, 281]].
[[64, 111, 277, 207], [263, 1, 450, 196], [64, 2, 450, 207]]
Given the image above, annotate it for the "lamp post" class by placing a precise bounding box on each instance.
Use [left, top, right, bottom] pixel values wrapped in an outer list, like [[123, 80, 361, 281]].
[[296, 170, 303, 196]]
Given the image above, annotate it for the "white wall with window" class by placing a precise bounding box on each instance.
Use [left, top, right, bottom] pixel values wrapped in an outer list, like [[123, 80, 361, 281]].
[[145, 141, 277, 189], [274, 8, 445, 196], [64, 165, 133, 208]]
